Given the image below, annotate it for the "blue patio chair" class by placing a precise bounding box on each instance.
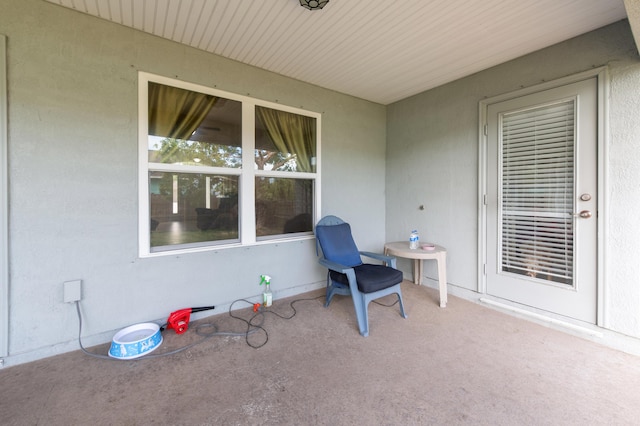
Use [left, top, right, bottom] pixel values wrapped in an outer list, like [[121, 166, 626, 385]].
[[315, 215, 407, 336]]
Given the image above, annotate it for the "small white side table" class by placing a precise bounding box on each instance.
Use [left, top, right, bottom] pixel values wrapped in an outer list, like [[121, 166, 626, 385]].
[[384, 241, 448, 308]]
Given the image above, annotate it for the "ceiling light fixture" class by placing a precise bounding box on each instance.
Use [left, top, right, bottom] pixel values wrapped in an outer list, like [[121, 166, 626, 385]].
[[300, 0, 329, 10]]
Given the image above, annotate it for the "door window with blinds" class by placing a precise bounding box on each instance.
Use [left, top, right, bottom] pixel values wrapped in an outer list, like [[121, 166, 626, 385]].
[[499, 99, 575, 286]]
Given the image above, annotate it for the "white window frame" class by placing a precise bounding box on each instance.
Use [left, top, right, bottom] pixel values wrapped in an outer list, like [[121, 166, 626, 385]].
[[138, 72, 321, 257]]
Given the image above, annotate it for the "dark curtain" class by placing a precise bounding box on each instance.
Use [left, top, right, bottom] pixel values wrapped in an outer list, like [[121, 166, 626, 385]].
[[256, 106, 316, 172], [148, 82, 217, 139]]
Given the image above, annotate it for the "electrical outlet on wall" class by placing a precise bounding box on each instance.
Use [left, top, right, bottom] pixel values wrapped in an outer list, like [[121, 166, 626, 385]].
[[63, 280, 82, 303]]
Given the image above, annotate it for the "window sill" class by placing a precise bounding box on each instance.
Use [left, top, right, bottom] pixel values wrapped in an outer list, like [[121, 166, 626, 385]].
[[140, 234, 315, 258]]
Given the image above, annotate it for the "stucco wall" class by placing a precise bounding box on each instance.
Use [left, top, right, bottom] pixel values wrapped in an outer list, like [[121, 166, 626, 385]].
[[386, 20, 640, 338], [0, 0, 386, 365]]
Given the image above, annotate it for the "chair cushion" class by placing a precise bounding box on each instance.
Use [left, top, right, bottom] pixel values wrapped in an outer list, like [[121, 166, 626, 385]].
[[330, 264, 403, 293], [316, 223, 363, 267]]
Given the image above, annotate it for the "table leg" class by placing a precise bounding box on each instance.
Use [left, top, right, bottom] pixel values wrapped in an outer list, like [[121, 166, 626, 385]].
[[413, 259, 422, 285], [436, 253, 447, 308]]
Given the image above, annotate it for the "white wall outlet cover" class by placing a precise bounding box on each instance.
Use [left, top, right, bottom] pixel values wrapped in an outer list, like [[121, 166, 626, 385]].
[[63, 280, 82, 303]]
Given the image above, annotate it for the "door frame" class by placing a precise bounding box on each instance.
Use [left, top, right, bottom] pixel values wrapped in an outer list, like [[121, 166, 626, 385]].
[[478, 67, 609, 328]]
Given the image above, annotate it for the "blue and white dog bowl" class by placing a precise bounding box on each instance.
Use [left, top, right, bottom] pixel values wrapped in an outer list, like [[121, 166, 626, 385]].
[[108, 322, 163, 360]]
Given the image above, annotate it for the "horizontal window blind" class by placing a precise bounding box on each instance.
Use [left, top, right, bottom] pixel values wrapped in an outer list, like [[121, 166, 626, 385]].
[[500, 100, 575, 285]]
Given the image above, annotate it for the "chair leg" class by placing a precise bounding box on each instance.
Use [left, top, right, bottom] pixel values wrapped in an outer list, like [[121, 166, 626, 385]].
[[397, 290, 408, 319], [351, 293, 369, 337], [325, 287, 338, 308], [357, 287, 407, 336], [360, 295, 370, 337], [324, 273, 333, 307]]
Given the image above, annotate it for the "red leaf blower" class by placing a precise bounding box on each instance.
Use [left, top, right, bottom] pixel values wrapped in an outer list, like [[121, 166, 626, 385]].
[[163, 306, 215, 334]]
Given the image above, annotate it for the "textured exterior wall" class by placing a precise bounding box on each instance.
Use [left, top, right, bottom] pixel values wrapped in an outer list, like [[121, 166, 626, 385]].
[[607, 51, 640, 335], [0, 0, 386, 365], [387, 20, 640, 338]]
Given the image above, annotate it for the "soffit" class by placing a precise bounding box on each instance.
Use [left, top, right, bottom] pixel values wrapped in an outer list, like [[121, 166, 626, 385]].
[[43, 0, 628, 105]]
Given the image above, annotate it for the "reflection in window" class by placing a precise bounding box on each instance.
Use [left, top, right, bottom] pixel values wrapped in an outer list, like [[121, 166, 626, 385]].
[[150, 173, 239, 249], [148, 82, 242, 168], [147, 82, 242, 252], [256, 177, 313, 238], [255, 106, 316, 172]]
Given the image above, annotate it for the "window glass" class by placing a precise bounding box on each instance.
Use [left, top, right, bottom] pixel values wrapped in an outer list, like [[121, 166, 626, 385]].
[[255, 106, 317, 172], [150, 173, 239, 250], [148, 82, 242, 168], [256, 177, 313, 238]]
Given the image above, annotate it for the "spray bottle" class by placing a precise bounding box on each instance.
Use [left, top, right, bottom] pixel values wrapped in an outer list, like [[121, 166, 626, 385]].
[[260, 274, 272, 307]]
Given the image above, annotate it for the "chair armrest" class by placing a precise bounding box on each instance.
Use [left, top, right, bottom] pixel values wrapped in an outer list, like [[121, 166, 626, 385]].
[[359, 251, 397, 268], [319, 258, 354, 274]]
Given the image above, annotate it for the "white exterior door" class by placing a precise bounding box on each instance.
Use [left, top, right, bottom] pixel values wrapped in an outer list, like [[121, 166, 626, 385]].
[[485, 77, 598, 323]]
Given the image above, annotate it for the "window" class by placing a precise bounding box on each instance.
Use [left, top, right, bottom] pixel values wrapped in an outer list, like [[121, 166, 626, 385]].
[[139, 73, 320, 256]]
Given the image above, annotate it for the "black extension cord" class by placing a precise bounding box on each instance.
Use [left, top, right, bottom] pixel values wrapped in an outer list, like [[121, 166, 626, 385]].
[[75, 295, 325, 359]]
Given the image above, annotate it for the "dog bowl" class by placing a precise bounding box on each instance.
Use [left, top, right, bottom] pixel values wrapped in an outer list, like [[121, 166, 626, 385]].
[[108, 322, 163, 360]]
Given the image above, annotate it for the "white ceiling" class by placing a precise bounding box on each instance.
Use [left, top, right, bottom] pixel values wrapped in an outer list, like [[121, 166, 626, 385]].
[[44, 0, 628, 105]]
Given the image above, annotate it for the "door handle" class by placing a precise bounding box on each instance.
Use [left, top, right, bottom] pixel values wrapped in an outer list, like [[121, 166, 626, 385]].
[[574, 210, 592, 219]]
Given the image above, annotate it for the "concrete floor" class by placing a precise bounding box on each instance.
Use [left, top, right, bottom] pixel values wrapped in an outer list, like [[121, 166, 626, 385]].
[[2, 282, 640, 425]]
